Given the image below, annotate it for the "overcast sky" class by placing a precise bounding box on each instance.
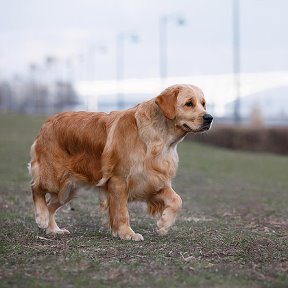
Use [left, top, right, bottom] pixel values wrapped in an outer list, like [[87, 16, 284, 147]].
[[0, 0, 288, 80]]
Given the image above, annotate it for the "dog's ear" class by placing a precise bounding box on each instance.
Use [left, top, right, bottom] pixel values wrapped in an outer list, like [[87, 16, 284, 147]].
[[155, 85, 181, 120]]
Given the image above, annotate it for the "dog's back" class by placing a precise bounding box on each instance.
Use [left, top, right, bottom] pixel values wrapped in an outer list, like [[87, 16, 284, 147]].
[[30, 112, 108, 188]]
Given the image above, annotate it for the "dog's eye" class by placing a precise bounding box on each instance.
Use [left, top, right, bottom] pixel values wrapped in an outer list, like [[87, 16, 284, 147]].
[[202, 102, 206, 107], [185, 101, 193, 107]]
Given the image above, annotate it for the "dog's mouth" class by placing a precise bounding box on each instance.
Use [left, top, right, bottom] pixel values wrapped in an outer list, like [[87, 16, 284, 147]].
[[200, 124, 211, 131], [182, 123, 192, 131], [182, 123, 211, 133]]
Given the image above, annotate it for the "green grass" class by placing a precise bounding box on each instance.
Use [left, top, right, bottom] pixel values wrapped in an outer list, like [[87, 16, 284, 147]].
[[0, 113, 288, 288]]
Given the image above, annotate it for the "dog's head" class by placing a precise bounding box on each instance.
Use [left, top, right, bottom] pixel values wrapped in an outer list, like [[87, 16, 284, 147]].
[[155, 84, 213, 133]]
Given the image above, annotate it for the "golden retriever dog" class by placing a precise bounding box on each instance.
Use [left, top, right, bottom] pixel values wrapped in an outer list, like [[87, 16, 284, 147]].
[[29, 84, 213, 241]]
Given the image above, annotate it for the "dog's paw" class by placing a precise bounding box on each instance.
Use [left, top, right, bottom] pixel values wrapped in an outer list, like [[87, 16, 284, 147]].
[[156, 218, 170, 235], [113, 228, 144, 241], [131, 233, 144, 241], [157, 227, 168, 236], [117, 232, 144, 241], [112, 225, 144, 241], [46, 227, 70, 235], [35, 211, 49, 229]]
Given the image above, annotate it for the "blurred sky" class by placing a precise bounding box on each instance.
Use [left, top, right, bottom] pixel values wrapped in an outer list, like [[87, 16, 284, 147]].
[[1, 0, 288, 81]]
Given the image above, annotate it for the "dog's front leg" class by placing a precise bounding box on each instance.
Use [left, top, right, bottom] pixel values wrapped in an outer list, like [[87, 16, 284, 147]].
[[156, 187, 182, 235], [107, 176, 144, 241]]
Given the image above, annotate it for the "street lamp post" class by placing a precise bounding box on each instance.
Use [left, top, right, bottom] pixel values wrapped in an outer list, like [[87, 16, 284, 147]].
[[45, 56, 58, 114], [233, 0, 241, 124], [87, 45, 107, 81], [29, 63, 39, 114], [159, 14, 185, 85], [159, 16, 168, 80], [116, 33, 138, 110], [85, 45, 107, 111]]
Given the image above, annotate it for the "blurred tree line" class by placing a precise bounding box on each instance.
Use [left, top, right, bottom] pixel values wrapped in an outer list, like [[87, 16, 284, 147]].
[[0, 78, 79, 115]]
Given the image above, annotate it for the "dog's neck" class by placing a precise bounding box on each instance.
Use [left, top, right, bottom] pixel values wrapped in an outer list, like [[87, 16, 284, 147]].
[[135, 99, 187, 148]]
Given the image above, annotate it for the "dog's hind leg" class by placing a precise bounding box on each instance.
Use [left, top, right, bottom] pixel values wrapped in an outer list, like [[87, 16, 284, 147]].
[[30, 143, 49, 229], [32, 185, 49, 229], [46, 181, 76, 234], [46, 194, 70, 234]]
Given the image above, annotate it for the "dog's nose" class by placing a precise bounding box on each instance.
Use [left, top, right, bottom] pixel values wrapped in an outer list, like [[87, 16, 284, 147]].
[[203, 113, 213, 123]]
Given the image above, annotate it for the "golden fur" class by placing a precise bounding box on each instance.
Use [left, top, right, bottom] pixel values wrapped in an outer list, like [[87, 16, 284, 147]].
[[29, 84, 212, 241]]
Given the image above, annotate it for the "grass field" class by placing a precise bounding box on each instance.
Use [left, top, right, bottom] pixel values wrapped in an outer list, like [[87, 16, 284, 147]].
[[1, 113, 288, 288]]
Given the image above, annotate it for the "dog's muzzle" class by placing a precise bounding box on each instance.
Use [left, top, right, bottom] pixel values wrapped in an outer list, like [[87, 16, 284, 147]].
[[201, 113, 213, 130]]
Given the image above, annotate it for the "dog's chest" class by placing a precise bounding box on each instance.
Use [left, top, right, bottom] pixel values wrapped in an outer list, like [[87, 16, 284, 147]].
[[127, 146, 178, 197]]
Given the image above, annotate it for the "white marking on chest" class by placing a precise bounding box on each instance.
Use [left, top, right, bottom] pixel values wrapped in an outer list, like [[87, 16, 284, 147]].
[[127, 144, 178, 197]]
